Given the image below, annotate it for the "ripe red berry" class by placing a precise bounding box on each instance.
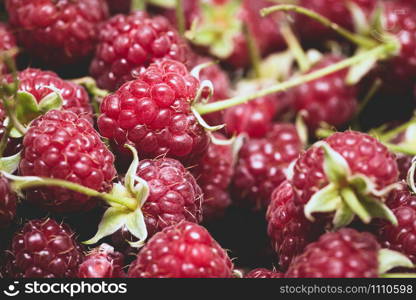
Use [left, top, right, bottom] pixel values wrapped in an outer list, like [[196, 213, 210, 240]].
[[192, 133, 233, 221], [98, 59, 209, 166], [224, 89, 281, 138], [90, 11, 193, 91], [128, 221, 233, 278], [233, 124, 302, 210], [0, 22, 17, 74], [6, 68, 93, 122], [137, 158, 203, 237], [266, 181, 324, 271], [292, 131, 399, 227], [3, 218, 84, 278], [78, 243, 125, 278], [0, 175, 16, 228], [376, 2, 416, 91], [378, 189, 416, 264], [244, 268, 284, 278], [0, 103, 22, 157], [6, 0, 109, 69], [286, 228, 380, 278], [19, 110, 117, 213], [291, 55, 358, 129], [295, 0, 376, 45]]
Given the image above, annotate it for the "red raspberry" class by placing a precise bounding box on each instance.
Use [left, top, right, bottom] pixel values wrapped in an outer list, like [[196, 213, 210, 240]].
[[3, 218, 84, 278], [291, 55, 358, 129], [244, 268, 284, 278], [295, 0, 376, 45], [224, 91, 281, 138], [19, 110, 117, 213], [128, 222, 233, 278], [376, 2, 416, 92], [78, 243, 125, 278], [286, 228, 380, 278], [396, 154, 412, 181], [0, 22, 17, 74], [192, 133, 233, 221], [6, 68, 93, 122], [378, 189, 416, 264], [106, 0, 130, 15], [90, 11, 193, 91], [98, 59, 209, 166], [266, 181, 324, 271], [6, 0, 109, 69], [137, 158, 203, 237], [233, 124, 302, 210], [0, 175, 16, 228], [293, 131, 399, 207]]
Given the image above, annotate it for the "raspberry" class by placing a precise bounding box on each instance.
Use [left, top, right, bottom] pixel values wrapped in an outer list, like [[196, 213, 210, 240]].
[[6, 0, 109, 69], [378, 189, 416, 264], [0, 175, 16, 228], [233, 124, 302, 210], [128, 222, 233, 278], [0, 22, 17, 74], [19, 110, 117, 213], [291, 55, 358, 129], [224, 83, 281, 138], [396, 154, 412, 181], [98, 59, 209, 166], [78, 243, 125, 278], [295, 0, 376, 45], [106, 0, 130, 15], [192, 133, 233, 221], [375, 2, 416, 92], [0, 103, 22, 157], [244, 268, 284, 278], [3, 218, 84, 278], [286, 228, 380, 278], [90, 11, 193, 91], [137, 158, 203, 237], [293, 131, 399, 207], [266, 181, 324, 271], [6, 68, 93, 122]]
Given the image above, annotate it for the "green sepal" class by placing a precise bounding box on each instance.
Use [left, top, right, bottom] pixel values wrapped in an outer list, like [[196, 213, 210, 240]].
[[189, 0, 242, 59], [15, 90, 63, 129], [360, 195, 398, 226], [320, 142, 350, 184], [332, 201, 355, 229], [83, 206, 132, 245], [0, 151, 21, 174], [378, 249, 414, 275], [304, 183, 341, 222], [340, 187, 371, 224]]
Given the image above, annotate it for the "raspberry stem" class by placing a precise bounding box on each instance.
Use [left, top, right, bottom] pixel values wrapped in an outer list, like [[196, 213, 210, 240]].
[[280, 21, 311, 72], [11, 177, 138, 211], [194, 43, 396, 115], [243, 23, 261, 78], [261, 4, 378, 49], [175, 0, 186, 36]]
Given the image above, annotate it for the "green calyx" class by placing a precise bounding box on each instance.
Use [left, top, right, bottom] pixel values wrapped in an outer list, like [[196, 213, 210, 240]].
[[6, 145, 150, 248], [378, 249, 414, 276], [186, 0, 243, 59], [305, 142, 399, 229], [85, 145, 149, 247]]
